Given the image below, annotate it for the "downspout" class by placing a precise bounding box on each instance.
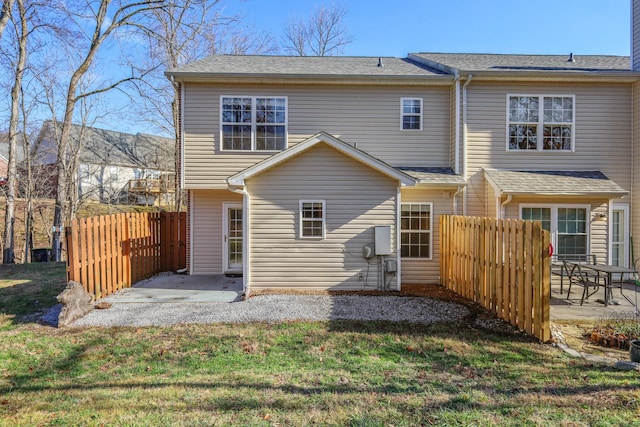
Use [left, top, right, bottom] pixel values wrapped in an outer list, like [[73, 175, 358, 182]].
[[500, 194, 513, 219], [630, 82, 635, 266], [229, 184, 250, 297], [452, 186, 463, 215], [168, 74, 184, 190], [396, 185, 402, 292], [462, 74, 473, 215], [454, 72, 460, 175]]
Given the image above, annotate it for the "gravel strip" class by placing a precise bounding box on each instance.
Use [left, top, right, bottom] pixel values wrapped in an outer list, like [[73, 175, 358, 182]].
[[70, 295, 470, 327]]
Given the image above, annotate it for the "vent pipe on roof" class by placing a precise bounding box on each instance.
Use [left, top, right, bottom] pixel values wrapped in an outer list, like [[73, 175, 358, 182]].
[[567, 53, 575, 63], [377, 57, 383, 67]]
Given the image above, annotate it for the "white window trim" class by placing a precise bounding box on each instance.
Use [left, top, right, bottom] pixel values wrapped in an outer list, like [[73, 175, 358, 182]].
[[519, 203, 591, 254], [299, 200, 326, 239], [400, 97, 423, 131], [400, 202, 433, 260], [220, 95, 288, 152], [506, 94, 576, 152], [109, 166, 119, 181]]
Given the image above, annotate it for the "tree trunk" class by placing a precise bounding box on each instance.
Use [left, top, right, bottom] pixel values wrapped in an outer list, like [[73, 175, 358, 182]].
[[2, 0, 27, 264]]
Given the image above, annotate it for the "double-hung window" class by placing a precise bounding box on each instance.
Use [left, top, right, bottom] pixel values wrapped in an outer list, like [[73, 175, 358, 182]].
[[400, 203, 432, 258], [221, 96, 287, 151], [521, 205, 589, 257], [300, 200, 325, 239], [401, 98, 422, 130], [508, 95, 574, 151]]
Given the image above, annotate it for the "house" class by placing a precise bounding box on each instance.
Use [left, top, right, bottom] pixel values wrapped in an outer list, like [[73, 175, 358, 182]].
[[30, 121, 175, 205], [0, 134, 25, 189], [166, 8, 640, 295]]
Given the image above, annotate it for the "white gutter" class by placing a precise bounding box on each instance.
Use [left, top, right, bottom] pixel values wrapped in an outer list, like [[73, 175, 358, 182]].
[[229, 184, 250, 297], [462, 74, 473, 215]]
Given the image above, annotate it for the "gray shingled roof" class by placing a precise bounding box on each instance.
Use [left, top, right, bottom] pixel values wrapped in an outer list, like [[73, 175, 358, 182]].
[[397, 167, 465, 186], [410, 53, 631, 73], [34, 121, 174, 171], [167, 55, 446, 77], [484, 169, 628, 196]]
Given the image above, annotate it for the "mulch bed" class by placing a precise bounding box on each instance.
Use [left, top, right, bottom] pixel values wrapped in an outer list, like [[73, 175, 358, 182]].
[[586, 327, 636, 350]]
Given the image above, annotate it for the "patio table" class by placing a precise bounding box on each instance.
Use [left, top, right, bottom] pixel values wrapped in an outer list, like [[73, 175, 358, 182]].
[[579, 263, 637, 306]]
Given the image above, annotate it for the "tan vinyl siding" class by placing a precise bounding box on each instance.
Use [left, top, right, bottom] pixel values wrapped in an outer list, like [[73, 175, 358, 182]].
[[246, 143, 398, 291], [465, 82, 633, 217], [400, 188, 454, 284], [183, 83, 451, 188], [504, 196, 609, 264], [190, 189, 242, 274]]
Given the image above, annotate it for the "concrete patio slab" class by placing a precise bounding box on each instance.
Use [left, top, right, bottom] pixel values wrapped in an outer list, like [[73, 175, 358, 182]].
[[551, 278, 639, 321], [105, 274, 243, 303]]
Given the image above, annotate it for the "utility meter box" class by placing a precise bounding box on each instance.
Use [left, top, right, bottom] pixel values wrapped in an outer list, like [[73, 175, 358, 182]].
[[385, 259, 397, 273], [374, 225, 391, 255]]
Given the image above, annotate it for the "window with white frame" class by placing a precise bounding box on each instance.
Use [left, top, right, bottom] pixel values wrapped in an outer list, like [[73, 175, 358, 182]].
[[401, 98, 422, 130], [300, 200, 325, 239], [221, 96, 287, 151], [400, 203, 432, 258], [508, 95, 574, 151], [521, 205, 589, 257], [109, 166, 118, 181], [79, 164, 89, 180]]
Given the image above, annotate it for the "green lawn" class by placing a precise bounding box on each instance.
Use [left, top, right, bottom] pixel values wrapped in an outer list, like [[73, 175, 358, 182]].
[[1, 264, 639, 426]]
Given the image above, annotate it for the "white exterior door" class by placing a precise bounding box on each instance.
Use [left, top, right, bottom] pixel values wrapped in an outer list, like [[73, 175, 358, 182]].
[[611, 204, 629, 268], [223, 203, 243, 273]]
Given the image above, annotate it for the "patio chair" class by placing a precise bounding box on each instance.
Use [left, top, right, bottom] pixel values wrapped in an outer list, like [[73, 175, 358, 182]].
[[552, 254, 596, 294], [564, 261, 600, 306]]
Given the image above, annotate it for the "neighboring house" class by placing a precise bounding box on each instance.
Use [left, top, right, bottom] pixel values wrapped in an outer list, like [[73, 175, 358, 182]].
[[0, 134, 25, 190], [31, 121, 175, 205], [166, 6, 640, 294]]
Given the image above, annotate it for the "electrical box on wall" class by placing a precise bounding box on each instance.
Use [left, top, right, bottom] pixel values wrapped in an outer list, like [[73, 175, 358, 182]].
[[385, 260, 397, 273], [374, 225, 391, 255]]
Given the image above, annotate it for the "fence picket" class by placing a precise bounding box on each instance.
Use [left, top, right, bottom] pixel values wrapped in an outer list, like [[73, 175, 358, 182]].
[[65, 212, 185, 300], [439, 215, 550, 341]]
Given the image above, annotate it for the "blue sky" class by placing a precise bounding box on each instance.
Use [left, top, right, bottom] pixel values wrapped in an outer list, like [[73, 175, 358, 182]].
[[226, 0, 630, 57]]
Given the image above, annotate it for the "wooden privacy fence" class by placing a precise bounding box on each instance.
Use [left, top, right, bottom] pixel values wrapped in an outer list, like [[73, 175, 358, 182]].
[[65, 211, 186, 300], [440, 215, 551, 342]]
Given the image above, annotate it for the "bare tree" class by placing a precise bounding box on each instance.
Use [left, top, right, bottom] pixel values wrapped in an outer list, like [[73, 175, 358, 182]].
[[282, 3, 352, 56], [2, 0, 27, 263], [134, 0, 277, 211], [0, 0, 15, 40], [49, 0, 166, 262]]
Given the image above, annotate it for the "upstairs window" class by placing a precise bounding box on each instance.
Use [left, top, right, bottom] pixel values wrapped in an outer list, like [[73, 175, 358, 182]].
[[401, 98, 423, 130], [221, 96, 287, 151], [508, 95, 574, 151]]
